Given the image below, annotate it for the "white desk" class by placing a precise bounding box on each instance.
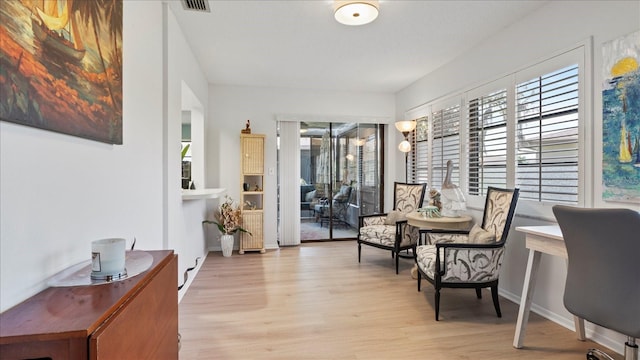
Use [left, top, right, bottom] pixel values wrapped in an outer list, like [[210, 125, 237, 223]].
[[513, 225, 585, 348]]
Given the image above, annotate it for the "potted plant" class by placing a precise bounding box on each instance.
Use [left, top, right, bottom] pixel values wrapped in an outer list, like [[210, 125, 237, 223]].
[[203, 196, 251, 257], [181, 143, 191, 189]]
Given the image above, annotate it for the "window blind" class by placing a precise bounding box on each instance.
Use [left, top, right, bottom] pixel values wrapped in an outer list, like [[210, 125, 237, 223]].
[[468, 89, 508, 195], [432, 105, 461, 188], [277, 121, 301, 246], [362, 133, 378, 187], [408, 116, 428, 184], [516, 64, 579, 203]]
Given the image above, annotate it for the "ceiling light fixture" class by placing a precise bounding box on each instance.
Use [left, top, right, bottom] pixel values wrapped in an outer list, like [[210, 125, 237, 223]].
[[334, 0, 379, 26]]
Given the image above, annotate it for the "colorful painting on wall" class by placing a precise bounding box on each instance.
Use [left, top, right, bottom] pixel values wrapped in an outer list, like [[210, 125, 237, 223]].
[[0, 0, 123, 144], [602, 30, 640, 203]]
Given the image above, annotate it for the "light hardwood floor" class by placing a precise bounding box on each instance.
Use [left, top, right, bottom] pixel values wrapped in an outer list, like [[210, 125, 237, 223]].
[[179, 241, 619, 359]]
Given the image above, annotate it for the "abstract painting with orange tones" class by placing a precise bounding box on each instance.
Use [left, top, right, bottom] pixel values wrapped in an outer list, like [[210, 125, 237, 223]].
[[602, 30, 640, 203], [0, 0, 123, 144]]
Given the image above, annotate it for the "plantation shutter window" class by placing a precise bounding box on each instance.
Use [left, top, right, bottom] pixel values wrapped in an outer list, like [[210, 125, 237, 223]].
[[468, 89, 508, 196], [432, 105, 461, 188], [408, 116, 428, 184], [515, 64, 580, 203], [403, 46, 585, 215]]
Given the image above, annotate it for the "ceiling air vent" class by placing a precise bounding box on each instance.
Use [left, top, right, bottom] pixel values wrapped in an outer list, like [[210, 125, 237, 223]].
[[181, 0, 210, 13]]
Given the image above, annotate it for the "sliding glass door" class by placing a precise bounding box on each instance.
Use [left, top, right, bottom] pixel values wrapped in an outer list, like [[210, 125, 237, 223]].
[[298, 122, 383, 241]]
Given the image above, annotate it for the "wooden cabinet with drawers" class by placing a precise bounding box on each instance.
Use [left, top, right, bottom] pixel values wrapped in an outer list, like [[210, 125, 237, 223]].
[[0, 250, 178, 360]]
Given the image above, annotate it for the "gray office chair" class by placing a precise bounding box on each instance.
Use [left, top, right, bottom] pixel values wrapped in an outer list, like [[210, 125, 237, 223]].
[[553, 205, 640, 360]]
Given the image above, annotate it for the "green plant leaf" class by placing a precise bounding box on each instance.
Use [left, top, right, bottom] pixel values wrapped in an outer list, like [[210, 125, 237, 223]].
[[181, 143, 191, 160]]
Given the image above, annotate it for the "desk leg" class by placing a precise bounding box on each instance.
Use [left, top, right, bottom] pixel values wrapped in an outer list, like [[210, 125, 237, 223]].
[[574, 316, 586, 341], [513, 249, 542, 348]]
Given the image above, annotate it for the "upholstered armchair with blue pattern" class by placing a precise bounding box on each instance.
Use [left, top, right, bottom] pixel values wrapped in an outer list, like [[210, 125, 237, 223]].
[[414, 186, 519, 320], [358, 182, 426, 274]]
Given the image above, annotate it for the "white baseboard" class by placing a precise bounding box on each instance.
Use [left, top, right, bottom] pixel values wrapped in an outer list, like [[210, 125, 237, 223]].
[[499, 289, 626, 356], [207, 244, 280, 252]]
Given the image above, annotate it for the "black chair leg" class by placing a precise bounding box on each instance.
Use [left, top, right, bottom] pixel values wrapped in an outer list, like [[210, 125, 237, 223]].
[[395, 252, 399, 274], [417, 271, 421, 291], [358, 243, 361, 263], [475, 288, 482, 299], [491, 285, 502, 318], [435, 288, 441, 321]]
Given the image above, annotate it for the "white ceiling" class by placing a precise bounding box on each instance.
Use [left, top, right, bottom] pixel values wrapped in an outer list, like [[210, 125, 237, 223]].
[[170, 0, 548, 94]]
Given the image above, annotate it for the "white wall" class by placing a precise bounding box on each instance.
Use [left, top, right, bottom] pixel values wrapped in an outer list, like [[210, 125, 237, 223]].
[[0, 1, 210, 311], [0, 1, 164, 311], [207, 85, 395, 250], [166, 5, 211, 301], [395, 0, 640, 354]]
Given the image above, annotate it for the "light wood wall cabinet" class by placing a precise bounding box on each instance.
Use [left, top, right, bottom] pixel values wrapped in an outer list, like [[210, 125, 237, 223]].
[[0, 250, 178, 360], [240, 134, 265, 254]]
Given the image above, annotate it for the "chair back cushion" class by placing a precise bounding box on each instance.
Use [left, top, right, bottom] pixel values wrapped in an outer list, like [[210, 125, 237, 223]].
[[384, 210, 407, 225], [333, 185, 351, 202], [482, 188, 518, 242], [301, 185, 315, 199], [393, 183, 426, 213], [305, 190, 317, 202], [468, 224, 496, 244], [553, 205, 640, 338]]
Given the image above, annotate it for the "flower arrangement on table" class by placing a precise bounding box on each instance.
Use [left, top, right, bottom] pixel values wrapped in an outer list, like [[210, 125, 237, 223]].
[[203, 196, 251, 235]]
